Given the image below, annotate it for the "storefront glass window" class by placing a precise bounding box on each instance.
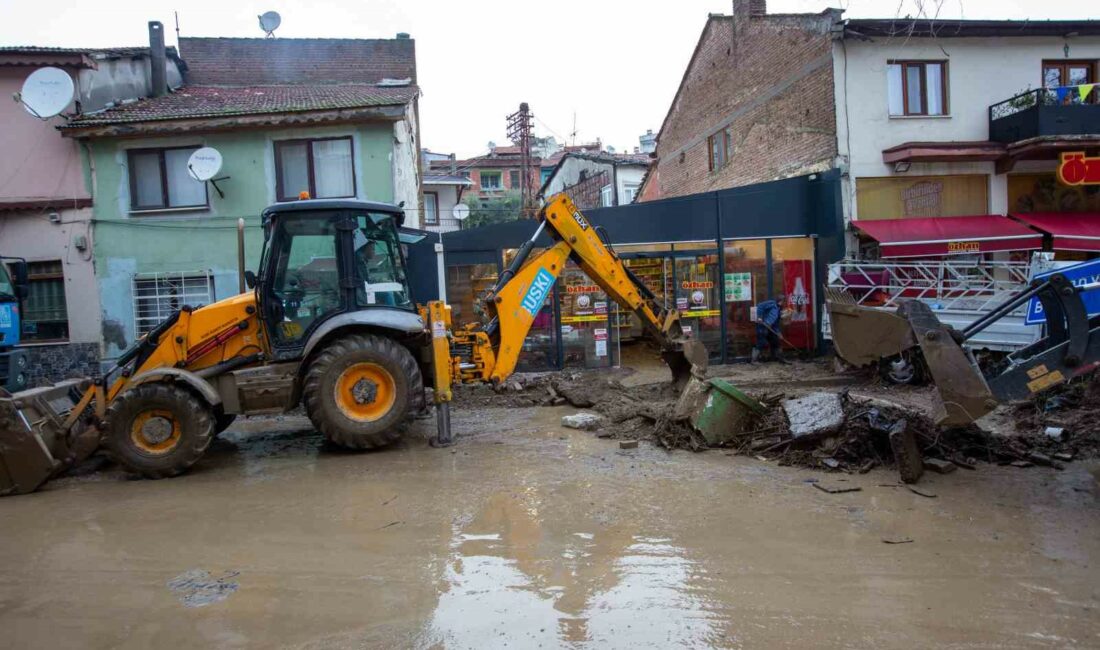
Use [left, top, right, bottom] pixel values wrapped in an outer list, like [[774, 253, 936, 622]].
[[615, 243, 672, 254], [674, 253, 723, 360], [622, 257, 672, 339], [446, 263, 498, 328], [559, 262, 616, 369], [770, 238, 816, 354], [722, 240, 768, 359]]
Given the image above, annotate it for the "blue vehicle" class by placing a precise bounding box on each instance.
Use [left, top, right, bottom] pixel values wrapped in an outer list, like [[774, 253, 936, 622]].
[[0, 258, 29, 393]]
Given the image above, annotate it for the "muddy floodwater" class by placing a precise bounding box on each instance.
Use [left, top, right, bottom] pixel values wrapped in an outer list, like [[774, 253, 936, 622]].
[[1, 405, 1098, 648]]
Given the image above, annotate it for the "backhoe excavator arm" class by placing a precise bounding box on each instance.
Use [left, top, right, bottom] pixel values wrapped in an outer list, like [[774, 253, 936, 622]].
[[442, 194, 703, 388]]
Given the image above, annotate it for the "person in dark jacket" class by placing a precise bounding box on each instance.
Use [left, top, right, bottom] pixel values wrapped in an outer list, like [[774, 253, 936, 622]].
[[752, 294, 785, 362]]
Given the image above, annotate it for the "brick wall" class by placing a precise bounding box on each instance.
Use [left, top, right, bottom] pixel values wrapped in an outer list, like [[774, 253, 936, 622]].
[[650, 8, 840, 200]]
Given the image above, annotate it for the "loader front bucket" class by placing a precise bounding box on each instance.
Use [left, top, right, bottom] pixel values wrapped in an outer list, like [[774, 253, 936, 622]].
[[824, 288, 917, 367], [0, 379, 93, 496]]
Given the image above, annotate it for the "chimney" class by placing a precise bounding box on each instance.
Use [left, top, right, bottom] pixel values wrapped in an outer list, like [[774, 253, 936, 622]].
[[396, 32, 410, 39], [749, 0, 766, 16], [148, 21, 167, 98]]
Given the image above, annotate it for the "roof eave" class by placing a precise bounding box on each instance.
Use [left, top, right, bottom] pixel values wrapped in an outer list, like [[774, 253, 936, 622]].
[[60, 103, 409, 139]]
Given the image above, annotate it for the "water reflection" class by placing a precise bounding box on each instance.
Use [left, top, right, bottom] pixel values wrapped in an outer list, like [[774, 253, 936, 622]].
[[426, 492, 722, 648]]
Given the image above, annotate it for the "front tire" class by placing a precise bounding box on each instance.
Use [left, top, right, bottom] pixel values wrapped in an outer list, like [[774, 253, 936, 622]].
[[104, 383, 215, 478], [303, 334, 422, 450]]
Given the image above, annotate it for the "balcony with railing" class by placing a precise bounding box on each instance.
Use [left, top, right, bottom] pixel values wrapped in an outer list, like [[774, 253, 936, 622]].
[[989, 88, 1100, 144]]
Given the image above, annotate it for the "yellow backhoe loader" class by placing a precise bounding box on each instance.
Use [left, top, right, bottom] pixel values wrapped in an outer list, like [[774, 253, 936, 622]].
[[0, 195, 704, 496]]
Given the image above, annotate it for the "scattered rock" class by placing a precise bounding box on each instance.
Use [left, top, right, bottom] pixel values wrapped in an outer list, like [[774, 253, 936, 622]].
[[813, 483, 861, 494], [619, 440, 639, 450], [561, 413, 602, 431], [923, 458, 957, 474], [1010, 460, 1034, 468], [889, 420, 924, 484], [782, 392, 844, 439], [822, 458, 840, 469], [1027, 451, 1063, 470], [1044, 426, 1066, 441], [1053, 452, 1075, 462]]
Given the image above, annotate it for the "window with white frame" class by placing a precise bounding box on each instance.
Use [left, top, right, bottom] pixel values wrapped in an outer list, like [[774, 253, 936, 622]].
[[600, 184, 614, 207], [424, 192, 439, 224], [128, 146, 208, 211], [887, 61, 948, 116], [274, 137, 356, 201], [132, 272, 215, 336], [623, 182, 640, 204]]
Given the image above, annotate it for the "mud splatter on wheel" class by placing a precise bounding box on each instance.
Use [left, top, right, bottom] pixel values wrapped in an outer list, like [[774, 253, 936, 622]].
[[104, 383, 215, 478], [303, 334, 422, 449]]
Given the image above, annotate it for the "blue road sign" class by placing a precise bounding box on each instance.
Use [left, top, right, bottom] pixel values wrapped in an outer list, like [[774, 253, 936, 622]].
[[1025, 258, 1100, 325]]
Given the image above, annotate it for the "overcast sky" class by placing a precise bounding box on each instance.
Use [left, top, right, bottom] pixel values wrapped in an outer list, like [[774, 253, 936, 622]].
[[1, 0, 1095, 157]]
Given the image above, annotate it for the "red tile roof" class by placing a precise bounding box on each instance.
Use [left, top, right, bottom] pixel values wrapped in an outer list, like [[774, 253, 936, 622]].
[[64, 84, 418, 126], [179, 37, 416, 85]]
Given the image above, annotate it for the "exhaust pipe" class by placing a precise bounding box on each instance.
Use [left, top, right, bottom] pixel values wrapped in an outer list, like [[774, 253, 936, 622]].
[[237, 218, 246, 293]]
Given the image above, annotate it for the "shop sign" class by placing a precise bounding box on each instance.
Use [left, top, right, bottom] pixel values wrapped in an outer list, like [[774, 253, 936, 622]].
[[681, 309, 720, 318], [724, 272, 752, 302], [595, 340, 608, 357], [594, 301, 607, 315], [681, 280, 714, 289], [1057, 152, 1100, 186], [566, 285, 601, 294], [1025, 258, 1100, 325], [946, 241, 980, 254], [562, 315, 605, 323], [676, 297, 689, 310], [575, 294, 592, 314], [593, 328, 608, 341]]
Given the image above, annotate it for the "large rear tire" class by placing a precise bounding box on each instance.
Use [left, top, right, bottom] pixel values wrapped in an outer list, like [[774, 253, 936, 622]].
[[104, 383, 215, 479], [303, 334, 422, 450]]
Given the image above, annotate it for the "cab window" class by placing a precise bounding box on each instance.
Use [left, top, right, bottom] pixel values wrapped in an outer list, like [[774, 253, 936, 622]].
[[354, 213, 411, 308]]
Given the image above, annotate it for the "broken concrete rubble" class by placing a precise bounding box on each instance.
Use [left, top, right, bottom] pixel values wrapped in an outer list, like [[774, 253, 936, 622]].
[[561, 413, 602, 431], [782, 392, 844, 439]]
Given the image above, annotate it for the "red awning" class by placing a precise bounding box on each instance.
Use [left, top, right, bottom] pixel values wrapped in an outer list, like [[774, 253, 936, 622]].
[[852, 215, 1044, 258], [1009, 212, 1100, 252]]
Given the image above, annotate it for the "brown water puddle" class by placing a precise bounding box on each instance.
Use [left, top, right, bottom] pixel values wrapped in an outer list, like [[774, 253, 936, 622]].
[[0, 406, 1097, 648]]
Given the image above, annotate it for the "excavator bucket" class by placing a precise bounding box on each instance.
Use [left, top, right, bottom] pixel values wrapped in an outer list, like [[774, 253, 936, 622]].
[[826, 289, 997, 427], [0, 379, 95, 496], [824, 288, 916, 367], [663, 339, 709, 391]]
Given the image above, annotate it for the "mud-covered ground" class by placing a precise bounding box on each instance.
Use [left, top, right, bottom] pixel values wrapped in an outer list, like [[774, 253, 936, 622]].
[[1, 354, 1099, 648]]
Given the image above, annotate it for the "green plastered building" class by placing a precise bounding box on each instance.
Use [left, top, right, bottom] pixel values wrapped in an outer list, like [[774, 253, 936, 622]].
[[61, 34, 422, 363]]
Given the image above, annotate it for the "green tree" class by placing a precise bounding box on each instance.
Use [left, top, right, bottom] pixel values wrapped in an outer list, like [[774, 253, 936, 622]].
[[465, 190, 523, 229]]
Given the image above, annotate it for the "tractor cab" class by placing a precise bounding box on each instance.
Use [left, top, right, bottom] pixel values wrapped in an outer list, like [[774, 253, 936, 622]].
[[257, 200, 415, 358]]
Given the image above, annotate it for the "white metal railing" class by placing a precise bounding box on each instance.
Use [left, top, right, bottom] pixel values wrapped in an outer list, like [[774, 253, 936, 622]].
[[825, 259, 1042, 352], [827, 259, 1032, 312]]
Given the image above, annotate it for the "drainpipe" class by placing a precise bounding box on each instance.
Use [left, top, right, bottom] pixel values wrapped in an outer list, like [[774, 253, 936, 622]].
[[148, 21, 167, 97]]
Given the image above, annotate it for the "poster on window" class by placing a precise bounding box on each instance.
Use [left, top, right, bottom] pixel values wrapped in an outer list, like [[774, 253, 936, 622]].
[[781, 260, 814, 351], [724, 272, 752, 302], [595, 340, 608, 357]]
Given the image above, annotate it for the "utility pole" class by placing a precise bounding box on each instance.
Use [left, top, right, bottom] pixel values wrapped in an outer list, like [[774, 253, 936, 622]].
[[507, 102, 535, 217]]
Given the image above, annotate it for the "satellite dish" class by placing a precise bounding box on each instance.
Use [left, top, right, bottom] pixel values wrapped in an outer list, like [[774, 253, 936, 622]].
[[187, 147, 223, 182], [19, 67, 75, 119], [258, 11, 281, 37], [452, 203, 470, 221]]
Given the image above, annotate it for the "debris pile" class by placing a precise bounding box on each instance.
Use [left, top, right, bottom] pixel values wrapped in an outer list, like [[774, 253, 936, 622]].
[[452, 367, 1096, 479]]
